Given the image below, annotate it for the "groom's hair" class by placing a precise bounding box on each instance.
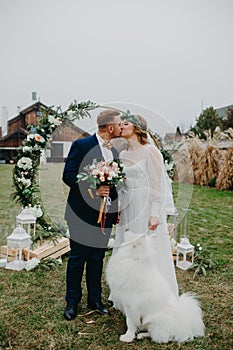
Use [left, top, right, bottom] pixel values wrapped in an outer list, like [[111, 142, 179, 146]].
[[97, 109, 120, 130]]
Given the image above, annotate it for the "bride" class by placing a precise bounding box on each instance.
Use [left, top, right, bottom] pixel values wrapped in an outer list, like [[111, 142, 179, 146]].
[[106, 113, 204, 343], [113, 113, 178, 293]]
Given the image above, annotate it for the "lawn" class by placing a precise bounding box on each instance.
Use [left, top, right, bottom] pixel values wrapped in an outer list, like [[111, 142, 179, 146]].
[[0, 164, 232, 350]]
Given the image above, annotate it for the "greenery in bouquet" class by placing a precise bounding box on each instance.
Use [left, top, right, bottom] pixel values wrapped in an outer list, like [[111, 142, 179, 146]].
[[76, 158, 125, 189]]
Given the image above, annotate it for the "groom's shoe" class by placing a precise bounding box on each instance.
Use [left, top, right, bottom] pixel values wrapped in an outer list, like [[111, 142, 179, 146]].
[[87, 301, 109, 315], [63, 303, 78, 321]]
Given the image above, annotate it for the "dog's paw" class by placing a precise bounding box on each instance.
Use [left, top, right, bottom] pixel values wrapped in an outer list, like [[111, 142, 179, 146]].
[[120, 332, 135, 342], [137, 332, 150, 340]]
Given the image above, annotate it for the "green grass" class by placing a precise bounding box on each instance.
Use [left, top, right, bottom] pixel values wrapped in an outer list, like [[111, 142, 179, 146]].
[[0, 164, 233, 350]]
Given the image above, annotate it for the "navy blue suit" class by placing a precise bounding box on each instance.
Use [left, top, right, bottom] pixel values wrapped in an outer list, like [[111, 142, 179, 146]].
[[63, 134, 118, 305]]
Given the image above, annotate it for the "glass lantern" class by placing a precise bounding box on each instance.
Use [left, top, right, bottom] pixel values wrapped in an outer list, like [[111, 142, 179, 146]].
[[16, 207, 36, 238], [176, 208, 194, 270], [167, 208, 179, 241], [179, 208, 191, 244], [5, 225, 32, 271]]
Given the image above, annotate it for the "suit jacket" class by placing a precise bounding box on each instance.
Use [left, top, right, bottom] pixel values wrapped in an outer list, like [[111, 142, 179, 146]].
[[63, 134, 119, 246]]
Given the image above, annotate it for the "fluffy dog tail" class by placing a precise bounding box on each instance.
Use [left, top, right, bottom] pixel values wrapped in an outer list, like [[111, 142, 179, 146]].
[[147, 293, 205, 343]]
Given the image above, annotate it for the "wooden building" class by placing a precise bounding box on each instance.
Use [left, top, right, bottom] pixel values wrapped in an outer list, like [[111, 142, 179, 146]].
[[0, 101, 90, 163]]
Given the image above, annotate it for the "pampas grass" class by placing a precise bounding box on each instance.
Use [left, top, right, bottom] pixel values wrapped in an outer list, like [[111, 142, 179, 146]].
[[173, 146, 194, 184], [171, 130, 233, 190], [195, 144, 221, 186], [216, 148, 233, 190]]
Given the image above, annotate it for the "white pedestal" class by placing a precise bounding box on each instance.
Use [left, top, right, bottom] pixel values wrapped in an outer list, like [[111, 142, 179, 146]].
[[5, 259, 26, 271]]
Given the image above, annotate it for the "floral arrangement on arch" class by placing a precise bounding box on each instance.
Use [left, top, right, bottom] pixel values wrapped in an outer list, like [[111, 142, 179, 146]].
[[12, 101, 102, 241]]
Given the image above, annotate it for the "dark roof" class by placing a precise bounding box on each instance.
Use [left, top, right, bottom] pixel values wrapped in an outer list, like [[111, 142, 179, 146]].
[[0, 127, 28, 142], [8, 101, 48, 124], [63, 118, 90, 137]]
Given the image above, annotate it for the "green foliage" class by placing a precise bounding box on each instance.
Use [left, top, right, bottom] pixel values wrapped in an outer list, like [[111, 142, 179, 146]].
[[191, 243, 218, 279], [194, 107, 223, 139], [35, 257, 62, 271], [207, 177, 217, 188]]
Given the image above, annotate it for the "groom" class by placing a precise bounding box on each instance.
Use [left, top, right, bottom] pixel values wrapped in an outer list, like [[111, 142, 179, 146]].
[[63, 109, 122, 320]]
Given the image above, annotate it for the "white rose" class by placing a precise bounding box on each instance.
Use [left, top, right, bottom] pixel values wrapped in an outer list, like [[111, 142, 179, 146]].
[[17, 157, 33, 170], [27, 134, 35, 141], [48, 115, 62, 125]]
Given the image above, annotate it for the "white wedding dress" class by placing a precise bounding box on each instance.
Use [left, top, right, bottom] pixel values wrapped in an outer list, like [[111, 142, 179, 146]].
[[108, 144, 204, 343], [113, 144, 178, 295]]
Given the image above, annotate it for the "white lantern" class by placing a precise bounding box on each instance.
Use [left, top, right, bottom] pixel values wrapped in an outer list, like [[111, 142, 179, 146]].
[[176, 208, 194, 270], [5, 225, 32, 271], [16, 207, 36, 238], [176, 240, 194, 270]]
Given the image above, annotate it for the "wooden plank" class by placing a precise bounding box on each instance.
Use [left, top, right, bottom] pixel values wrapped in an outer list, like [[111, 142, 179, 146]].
[[49, 245, 70, 259], [0, 254, 15, 262], [0, 246, 16, 257], [172, 247, 177, 262], [0, 237, 70, 262], [23, 237, 70, 260]]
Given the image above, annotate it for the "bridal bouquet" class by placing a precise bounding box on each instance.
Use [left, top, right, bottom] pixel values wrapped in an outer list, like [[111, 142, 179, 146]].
[[77, 159, 125, 232], [77, 158, 125, 189]]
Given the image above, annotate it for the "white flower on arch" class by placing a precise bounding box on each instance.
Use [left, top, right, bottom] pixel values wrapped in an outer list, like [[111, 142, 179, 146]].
[[17, 157, 33, 170]]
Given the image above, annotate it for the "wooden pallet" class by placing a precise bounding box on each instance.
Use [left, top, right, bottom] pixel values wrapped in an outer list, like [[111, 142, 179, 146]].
[[23, 237, 70, 260], [0, 237, 70, 262], [0, 246, 16, 262]]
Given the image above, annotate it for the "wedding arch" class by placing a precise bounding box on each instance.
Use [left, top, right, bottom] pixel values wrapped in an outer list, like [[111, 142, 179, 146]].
[[12, 100, 120, 242], [12, 100, 172, 243]]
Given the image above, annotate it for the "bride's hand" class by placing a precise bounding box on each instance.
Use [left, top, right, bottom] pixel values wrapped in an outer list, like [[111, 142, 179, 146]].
[[148, 216, 159, 230], [97, 186, 110, 197]]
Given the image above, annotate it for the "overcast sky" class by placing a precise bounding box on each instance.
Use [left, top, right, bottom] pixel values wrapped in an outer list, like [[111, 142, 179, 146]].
[[0, 0, 232, 136]]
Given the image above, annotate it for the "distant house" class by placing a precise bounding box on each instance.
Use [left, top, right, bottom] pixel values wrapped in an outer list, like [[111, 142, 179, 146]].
[[0, 101, 90, 163], [163, 127, 183, 146], [216, 104, 233, 119]]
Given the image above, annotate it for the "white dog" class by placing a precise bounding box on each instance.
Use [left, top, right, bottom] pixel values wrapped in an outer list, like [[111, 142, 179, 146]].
[[106, 232, 204, 343]]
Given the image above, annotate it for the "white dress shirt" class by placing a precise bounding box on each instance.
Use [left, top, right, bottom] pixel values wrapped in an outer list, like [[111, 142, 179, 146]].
[[96, 133, 113, 162]]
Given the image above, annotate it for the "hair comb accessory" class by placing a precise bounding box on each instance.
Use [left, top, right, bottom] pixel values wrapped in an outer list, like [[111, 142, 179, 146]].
[[120, 110, 140, 127]]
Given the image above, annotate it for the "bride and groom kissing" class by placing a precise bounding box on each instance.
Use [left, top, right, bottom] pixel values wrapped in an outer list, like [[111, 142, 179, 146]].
[[62, 109, 204, 343]]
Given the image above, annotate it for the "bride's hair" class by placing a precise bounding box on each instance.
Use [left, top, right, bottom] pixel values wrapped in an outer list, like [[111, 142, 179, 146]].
[[134, 115, 149, 145], [120, 112, 153, 145]]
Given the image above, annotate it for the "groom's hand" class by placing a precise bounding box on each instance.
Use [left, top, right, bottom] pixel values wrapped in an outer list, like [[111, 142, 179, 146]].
[[148, 216, 159, 230], [97, 186, 110, 197]]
